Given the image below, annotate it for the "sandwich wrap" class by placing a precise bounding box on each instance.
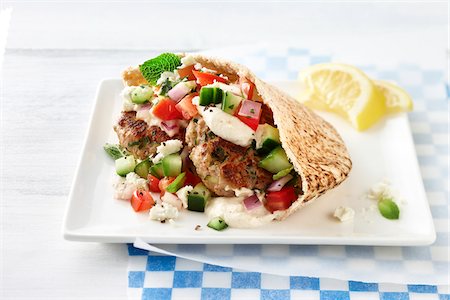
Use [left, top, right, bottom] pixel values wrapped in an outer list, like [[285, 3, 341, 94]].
[[122, 54, 352, 221]]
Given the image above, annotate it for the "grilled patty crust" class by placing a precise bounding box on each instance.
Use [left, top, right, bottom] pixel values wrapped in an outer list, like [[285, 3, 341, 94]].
[[186, 117, 273, 197], [114, 111, 185, 160]]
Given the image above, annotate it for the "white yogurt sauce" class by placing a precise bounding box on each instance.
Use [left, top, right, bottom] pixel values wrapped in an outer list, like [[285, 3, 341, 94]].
[[193, 96, 255, 147], [206, 197, 282, 228]]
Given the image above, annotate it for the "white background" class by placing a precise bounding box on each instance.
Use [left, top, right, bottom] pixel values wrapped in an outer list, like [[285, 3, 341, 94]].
[[0, 1, 448, 299]]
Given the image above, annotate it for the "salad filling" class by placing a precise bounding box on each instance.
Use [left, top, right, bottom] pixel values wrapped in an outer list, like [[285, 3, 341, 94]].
[[106, 53, 303, 229]]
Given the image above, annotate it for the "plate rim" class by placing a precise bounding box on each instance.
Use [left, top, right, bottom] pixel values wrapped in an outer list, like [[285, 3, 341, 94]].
[[62, 79, 436, 246]]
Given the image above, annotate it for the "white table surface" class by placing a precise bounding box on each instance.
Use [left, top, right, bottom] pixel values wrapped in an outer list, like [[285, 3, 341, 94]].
[[1, 2, 448, 299]]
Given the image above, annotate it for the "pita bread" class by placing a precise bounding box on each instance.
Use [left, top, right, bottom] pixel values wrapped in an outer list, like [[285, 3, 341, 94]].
[[124, 54, 352, 221], [190, 54, 352, 220]]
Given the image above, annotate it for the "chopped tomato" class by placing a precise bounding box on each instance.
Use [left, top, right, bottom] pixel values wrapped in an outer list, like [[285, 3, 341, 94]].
[[152, 98, 183, 121], [240, 77, 255, 100], [236, 115, 260, 131], [130, 190, 155, 212], [177, 65, 196, 81], [147, 174, 161, 193], [192, 70, 228, 86], [265, 187, 297, 213], [175, 93, 199, 120], [185, 171, 202, 187], [158, 177, 176, 196]]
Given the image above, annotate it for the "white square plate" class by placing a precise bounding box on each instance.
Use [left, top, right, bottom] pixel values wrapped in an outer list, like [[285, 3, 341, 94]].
[[63, 79, 435, 245]]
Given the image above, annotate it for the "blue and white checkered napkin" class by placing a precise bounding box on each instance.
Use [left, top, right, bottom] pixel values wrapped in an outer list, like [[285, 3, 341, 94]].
[[128, 46, 449, 299]]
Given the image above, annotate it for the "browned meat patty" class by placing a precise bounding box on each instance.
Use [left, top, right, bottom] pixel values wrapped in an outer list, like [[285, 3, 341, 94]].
[[114, 111, 185, 160], [185, 117, 273, 197]]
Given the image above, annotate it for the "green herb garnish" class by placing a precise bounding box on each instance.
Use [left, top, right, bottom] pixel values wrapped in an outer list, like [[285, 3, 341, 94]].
[[378, 197, 400, 220], [139, 53, 181, 85], [103, 143, 129, 160], [160, 78, 173, 95]]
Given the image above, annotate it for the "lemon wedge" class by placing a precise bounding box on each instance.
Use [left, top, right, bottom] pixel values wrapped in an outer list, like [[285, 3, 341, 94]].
[[298, 63, 386, 131], [373, 80, 413, 113]]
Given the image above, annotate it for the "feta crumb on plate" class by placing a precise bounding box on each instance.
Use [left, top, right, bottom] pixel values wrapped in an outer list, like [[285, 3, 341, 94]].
[[149, 202, 179, 221], [176, 185, 193, 208], [113, 172, 148, 200], [333, 206, 355, 222]]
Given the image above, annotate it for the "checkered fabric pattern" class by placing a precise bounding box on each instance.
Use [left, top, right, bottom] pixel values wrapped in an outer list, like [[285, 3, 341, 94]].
[[128, 46, 449, 299], [128, 246, 450, 300]]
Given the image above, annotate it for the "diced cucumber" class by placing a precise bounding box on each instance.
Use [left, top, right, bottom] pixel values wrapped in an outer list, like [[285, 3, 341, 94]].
[[187, 183, 211, 212], [166, 172, 186, 193], [207, 217, 228, 231], [162, 154, 182, 177], [134, 159, 152, 178], [150, 162, 164, 179], [115, 155, 136, 176], [255, 124, 280, 154], [273, 166, 293, 180], [131, 85, 153, 104], [199, 87, 223, 105], [184, 80, 197, 90], [221, 91, 243, 115], [258, 146, 293, 174]]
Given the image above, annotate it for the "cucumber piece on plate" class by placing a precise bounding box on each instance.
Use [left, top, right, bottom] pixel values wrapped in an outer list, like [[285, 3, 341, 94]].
[[255, 124, 280, 154], [134, 159, 152, 178], [199, 87, 224, 105], [187, 183, 211, 212], [221, 91, 243, 115], [162, 154, 182, 177], [207, 217, 228, 231], [115, 155, 136, 176], [149, 162, 164, 179], [165, 172, 186, 193], [131, 85, 153, 104], [258, 146, 292, 174]]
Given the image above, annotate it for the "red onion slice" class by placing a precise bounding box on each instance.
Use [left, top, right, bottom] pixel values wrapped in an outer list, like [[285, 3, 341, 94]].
[[267, 174, 294, 192], [237, 99, 262, 119], [168, 82, 191, 102], [243, 195, 262, 211]]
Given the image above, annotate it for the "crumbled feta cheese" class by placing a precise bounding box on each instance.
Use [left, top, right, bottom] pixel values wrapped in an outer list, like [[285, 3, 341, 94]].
[[367, 179, 393, 200], [176, 185, 193, 208], [113, 172, 148, 200], [149, 202, 179, 221], [121, 86, 137, 111], [156, 71, 179, 86], [161, 192, 182, 210], [179, 55, 197, 68], [151, 139, 183, 164], [233, 187, 254, 198], [204, 82, 242, 96], [333, 206, 355, 222], [194, 63, 216, 74]]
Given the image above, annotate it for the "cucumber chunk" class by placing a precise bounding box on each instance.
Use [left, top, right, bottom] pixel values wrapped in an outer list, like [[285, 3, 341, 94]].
[[166, 172, 186, 193], [255, 124, 280, 154], [162, 154, 182, 177], [115, 155, 136, 176], [131, 85, 153, 104], [258, 146, 292, 174], [149, 162, 164, 179], [273, 166, 293, 180], [187, 183, 211, 212], [207, 217, 228, 231], [221, 91, 243, 115], [199, 87, 224, 105], [134, 159, 152, 178]]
